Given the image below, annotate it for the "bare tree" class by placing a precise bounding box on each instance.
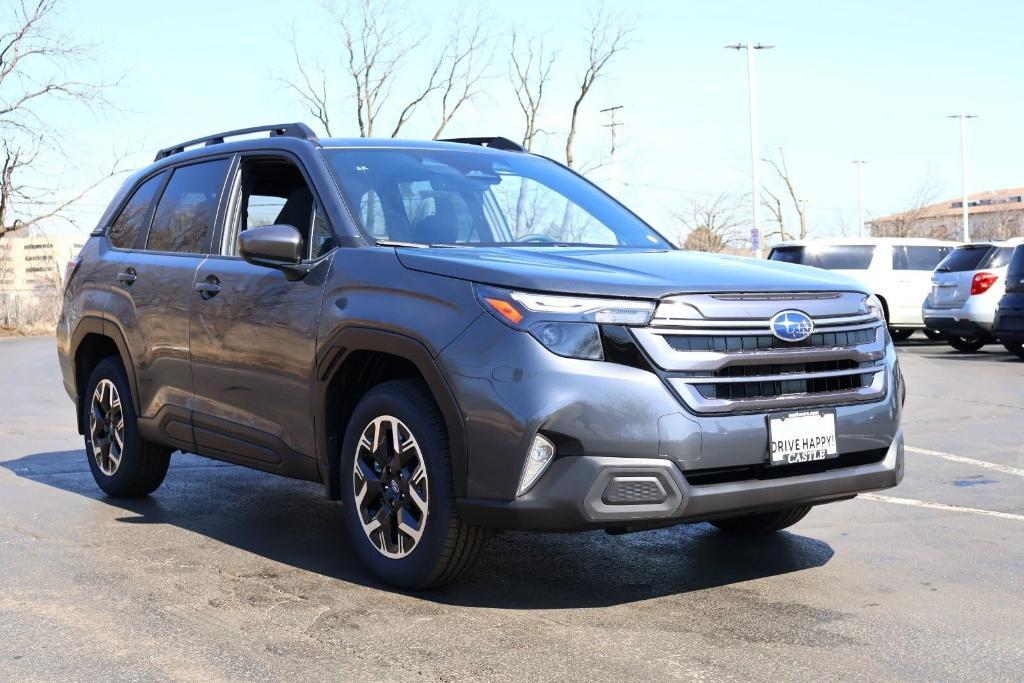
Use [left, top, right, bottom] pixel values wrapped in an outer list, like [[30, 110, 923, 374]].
[[871, 177, 941, 238], [761, 186, 792, 243], [672, 194, 746, 253], [1, 0, 124, 239], [564, 8, 632, 169], [284, 0, 493, 139], [509, 31, 556, 151], [762, 147, 808, 240]]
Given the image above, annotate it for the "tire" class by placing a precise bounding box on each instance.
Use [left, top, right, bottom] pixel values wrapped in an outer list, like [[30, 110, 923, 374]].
[[947, 335, 987, 353], [340, 379, 487, 589], [888, 327, 914, 342], [711, 506, 812, 535], [1003, 340, 1024, 359], [82, 357, 171, 498], [923, 329, 948, 341]]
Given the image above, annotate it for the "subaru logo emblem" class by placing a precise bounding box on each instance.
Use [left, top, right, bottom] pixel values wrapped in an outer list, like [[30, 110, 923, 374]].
[[770, 310, 815, 342], [390, 480, 401, 494]]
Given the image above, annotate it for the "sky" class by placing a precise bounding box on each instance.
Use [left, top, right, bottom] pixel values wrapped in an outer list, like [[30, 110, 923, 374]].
[[25, 0, 1024, 243]]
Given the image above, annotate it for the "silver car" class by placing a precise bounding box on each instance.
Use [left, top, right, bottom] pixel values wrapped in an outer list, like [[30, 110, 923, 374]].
[[923, 240, 1023, 352]]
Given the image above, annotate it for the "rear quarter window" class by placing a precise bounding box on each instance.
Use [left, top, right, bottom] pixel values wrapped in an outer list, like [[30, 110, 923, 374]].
[[892, 245, 953, 271], [107, 173, 165, 249]]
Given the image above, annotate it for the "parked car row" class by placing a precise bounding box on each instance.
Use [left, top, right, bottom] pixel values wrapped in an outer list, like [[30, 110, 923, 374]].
[[770, 237, 1024, 359]]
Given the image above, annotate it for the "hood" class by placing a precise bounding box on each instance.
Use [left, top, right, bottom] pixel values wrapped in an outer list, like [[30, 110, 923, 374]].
[[395, 247, 868, 299]]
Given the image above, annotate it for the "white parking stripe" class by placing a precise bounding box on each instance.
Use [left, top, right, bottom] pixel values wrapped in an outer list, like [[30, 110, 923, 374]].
[[860, 493, 1024, 522], [906, 445, 1024, 479]]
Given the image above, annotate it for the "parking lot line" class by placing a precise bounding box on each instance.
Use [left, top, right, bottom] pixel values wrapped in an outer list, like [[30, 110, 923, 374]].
[[906, 445, 1024, 479], [860, 493, 1024, 522]]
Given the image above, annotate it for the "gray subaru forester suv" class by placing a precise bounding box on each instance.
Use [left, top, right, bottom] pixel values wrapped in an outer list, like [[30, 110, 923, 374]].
[[57, 123, 905, 588]]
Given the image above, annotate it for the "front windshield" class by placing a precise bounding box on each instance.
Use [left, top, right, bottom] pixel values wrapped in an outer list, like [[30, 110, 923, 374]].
[[322, 147, 671, 248]]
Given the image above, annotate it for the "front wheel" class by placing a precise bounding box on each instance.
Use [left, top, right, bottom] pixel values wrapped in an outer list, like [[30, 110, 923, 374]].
[[711, 506, 812, 535], [947, 335, 987, 353], [340, 379, 487, 589], [83, 357, 171, 497], [888, 328, 914, 342], [1003, 340, 1024, 359]]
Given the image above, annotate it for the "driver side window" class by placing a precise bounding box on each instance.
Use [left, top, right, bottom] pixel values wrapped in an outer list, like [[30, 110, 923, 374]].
[[227, 158, 335, 259]]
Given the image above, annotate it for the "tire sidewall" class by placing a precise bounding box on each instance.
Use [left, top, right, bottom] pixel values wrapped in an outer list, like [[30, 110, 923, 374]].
[[82, 358, 145, 495], [340, 382, 455, 588]]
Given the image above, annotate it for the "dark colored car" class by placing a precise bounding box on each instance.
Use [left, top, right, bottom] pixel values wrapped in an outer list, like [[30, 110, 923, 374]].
[[993, 244, 1024, 358], [57, 124, 904, 588]]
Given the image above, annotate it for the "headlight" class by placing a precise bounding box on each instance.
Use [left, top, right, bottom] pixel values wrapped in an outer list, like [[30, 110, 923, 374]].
[[475, 285, 655, 360], [864, 294, 885, 322]]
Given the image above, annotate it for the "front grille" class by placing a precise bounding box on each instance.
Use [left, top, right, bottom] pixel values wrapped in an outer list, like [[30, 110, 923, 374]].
[[693, 371, 874, 401], [630, 292, 888, 414], [664, 327, 875, 353], [683, 447, 889, 486]]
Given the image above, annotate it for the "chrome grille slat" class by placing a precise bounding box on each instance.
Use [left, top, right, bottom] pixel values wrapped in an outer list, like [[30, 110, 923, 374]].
[[633, 291, 888, 414]]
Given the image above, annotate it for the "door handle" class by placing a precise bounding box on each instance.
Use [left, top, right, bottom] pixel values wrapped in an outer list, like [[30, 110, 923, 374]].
[[194, 276, 221, 300], [116, 268, 137, 285]]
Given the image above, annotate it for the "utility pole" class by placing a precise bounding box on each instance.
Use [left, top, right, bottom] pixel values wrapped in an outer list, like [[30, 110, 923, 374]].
[[601, 105, 624, 195], [852, 160, 867, 237], [726, 42, 774, 258], [947, 113, 978, 242]]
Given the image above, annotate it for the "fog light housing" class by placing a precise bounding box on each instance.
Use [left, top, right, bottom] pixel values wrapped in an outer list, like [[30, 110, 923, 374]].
[[517, 434, 556, 496]]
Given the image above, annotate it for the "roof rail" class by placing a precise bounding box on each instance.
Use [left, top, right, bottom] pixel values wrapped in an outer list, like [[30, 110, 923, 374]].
[[440, 136, 525, 153], [154, 122, 318, 161]]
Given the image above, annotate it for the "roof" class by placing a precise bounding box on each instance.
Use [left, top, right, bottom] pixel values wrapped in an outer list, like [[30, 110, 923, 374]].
[[872, 187, 1024, 222]]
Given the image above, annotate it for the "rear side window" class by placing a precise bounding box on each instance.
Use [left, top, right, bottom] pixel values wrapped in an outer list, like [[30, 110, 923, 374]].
[[147, 159, 230, 254], [768, 245, 875, 270], [107, 173, 165, 249], [892, 245, 953, 271], [981, 246, 1013, 269], [935, 246, 995, 272]]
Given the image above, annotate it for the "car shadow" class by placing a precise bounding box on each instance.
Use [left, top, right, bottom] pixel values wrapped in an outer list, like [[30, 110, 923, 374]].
[[2, 449, 835, 609]]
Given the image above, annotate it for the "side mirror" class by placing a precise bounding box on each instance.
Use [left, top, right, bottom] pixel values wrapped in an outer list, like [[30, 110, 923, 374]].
[[238, 224, 309, 280]]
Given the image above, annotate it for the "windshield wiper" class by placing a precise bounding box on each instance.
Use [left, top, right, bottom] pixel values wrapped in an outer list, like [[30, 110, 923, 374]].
[[377, 240, 430, 248]]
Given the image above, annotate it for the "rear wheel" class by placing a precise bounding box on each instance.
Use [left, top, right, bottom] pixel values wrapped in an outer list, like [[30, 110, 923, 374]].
[[923, 329, 947, 341], [947, 335, 987, 352], [83, 357, 171, 497], [711, 506, 812, 535], [1002, 340, 1024, 359], [888, 327, 914, 342], [340, 379, 487, 589]]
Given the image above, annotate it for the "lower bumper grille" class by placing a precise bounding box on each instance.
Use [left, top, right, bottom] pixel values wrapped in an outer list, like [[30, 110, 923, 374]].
[[683, 447, 889, 486]]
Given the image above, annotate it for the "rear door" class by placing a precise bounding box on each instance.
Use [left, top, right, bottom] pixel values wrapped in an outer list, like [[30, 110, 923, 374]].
[[930, 245, 995, 309], [188, 153, 336, 475], [105, 157, 231, 451]]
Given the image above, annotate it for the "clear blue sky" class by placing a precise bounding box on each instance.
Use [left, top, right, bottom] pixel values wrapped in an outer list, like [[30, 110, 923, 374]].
[[46, 0, 1024, 241]]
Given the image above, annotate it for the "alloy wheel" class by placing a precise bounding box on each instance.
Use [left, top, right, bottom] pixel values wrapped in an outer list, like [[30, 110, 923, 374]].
[[352, 415, 429, 559], [89, 378, 124, 476]]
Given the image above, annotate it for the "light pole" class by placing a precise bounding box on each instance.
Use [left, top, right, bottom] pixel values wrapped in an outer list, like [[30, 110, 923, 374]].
[[726, 42, 774, 258], [852, 160, 867, 237], [947, 113, 978, 242]]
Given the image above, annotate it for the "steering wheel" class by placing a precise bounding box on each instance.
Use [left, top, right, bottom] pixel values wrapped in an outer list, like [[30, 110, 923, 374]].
[[513, 233, 558, 244]]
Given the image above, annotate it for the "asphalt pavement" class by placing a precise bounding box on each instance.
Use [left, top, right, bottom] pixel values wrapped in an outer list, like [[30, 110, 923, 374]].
[[1, 334, 1022, 681]]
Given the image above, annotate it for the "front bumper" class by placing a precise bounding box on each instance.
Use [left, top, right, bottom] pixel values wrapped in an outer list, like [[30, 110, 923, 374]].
[[458, 430, 904, 531], [443, 312, 903, 528]]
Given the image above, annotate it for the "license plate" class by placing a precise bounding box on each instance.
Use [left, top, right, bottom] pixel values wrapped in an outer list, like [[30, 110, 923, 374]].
[[767, 410, 838, 465], [932, 283, 957, 303]]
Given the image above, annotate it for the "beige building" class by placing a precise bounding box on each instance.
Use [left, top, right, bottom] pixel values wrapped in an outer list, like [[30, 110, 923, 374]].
[[870, 187, 1024, 242], [0, 233, 85, 293]]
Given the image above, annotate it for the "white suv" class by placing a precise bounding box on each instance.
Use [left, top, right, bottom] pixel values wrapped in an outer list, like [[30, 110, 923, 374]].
[[923, 239, 1023, 352], [769, 238, 957, 340]]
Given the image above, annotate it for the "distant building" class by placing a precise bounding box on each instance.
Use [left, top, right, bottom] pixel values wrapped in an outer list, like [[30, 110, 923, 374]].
[[0, 233, 85, 293], [869, 187, 1024, 242]]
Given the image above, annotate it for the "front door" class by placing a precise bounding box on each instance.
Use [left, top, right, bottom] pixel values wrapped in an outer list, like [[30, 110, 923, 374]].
[[188, 154, 335, 475]]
